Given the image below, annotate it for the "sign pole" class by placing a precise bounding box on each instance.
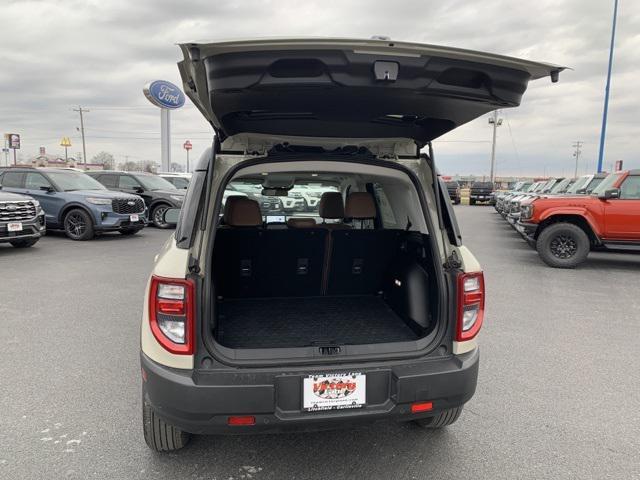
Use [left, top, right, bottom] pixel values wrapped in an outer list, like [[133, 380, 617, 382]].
[[13, 148, 17, 165], [597, 0, 619, 173], [161, 109, 171, 172]]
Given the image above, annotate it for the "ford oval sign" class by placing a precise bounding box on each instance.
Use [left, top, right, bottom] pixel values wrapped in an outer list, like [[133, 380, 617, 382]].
[[143, 80, 185, 109]]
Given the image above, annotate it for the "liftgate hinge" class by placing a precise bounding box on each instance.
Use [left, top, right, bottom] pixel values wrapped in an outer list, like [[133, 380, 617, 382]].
[[444, 249, 462, 270]]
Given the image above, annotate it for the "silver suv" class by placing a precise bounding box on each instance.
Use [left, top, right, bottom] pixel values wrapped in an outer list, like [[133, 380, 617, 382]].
[[140, 37, 563, 451]]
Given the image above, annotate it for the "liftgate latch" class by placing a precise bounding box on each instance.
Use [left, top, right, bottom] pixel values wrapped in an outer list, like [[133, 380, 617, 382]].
[[374, 61, 399, 81]]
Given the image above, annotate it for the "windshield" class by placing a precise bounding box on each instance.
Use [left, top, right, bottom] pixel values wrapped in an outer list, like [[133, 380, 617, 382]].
[[165, 176, 190, 189], [566, 176, 589, 194], [135, 174, 177, 191], [541, 179, 557, 192], [586, 176, 605, 193], [550, 178, 571, 194], [591, 173, 623, 195], [47, 171, 107, 191]]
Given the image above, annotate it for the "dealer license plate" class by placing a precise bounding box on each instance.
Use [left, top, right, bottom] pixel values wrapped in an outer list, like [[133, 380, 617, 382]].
[[8, 222, 23, 232], [130, 214, 139, 222], [303, 373, 366, 412]]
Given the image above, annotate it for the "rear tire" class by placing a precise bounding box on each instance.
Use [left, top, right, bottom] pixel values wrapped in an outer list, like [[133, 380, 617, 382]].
[[470, 199, 476, 205], [414, 407, 463, 428], [536, 222, 590, 268], [63, 209, 94, 241], [142, 397, 190, 452], [10, 238, 39, 248]]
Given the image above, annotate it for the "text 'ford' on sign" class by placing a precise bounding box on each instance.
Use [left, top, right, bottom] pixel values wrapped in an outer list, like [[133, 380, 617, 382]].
[[143, 80, 186, 109]]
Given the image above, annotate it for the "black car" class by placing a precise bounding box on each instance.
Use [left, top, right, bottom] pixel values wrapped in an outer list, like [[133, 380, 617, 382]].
[[87, 171, 185, 228], [0, 189, 46, 248], [469, 181, 495, 205], [445, 181, 461, 204]]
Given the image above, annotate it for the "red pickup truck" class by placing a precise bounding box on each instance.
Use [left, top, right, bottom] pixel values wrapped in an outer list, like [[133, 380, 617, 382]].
[[516, 170, 640, 267]]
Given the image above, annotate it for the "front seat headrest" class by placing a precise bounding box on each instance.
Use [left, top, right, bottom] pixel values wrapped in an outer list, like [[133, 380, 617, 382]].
[[318, 192, 344, 219], [345, 192, 377, 219], [223, 196, 263, 227]]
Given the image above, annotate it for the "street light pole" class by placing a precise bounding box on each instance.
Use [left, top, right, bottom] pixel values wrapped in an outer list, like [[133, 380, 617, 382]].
[[572, 141, 583, 177], [597, 0, 619, 173], [488, 110, 503, 183]]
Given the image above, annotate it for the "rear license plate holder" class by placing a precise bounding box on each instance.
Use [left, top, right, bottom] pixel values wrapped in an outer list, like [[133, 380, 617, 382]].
[[303, 372, 366, 412]]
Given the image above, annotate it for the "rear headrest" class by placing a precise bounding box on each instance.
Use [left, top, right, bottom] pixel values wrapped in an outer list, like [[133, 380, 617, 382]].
[[318, 192, 344, 219], [286, 217, 317, 228], [223, 196, 263, 227], [345, 192, 377, 219]]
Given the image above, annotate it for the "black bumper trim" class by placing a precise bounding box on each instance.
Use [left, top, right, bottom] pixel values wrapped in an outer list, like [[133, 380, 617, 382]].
[[141, 348, 479, 434]]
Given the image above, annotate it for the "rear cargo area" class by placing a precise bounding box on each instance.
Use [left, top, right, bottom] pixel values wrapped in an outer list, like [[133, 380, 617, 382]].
[[217, 295, 419, 349], [211, 222, 438, 351]]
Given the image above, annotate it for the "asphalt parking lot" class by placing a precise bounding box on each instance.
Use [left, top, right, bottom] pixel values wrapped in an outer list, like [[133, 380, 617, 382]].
[[1, 207, 639, 480]]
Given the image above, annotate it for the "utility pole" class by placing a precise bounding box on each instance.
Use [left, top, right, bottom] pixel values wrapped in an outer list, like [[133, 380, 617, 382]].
[[73, 106, 89, 165], [572, 141, 583, 177], [488, 110, 503, 183], [597, 0, 619, 173]]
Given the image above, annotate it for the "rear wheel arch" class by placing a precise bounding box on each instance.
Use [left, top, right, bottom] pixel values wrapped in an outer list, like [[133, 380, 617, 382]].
[[536, 214, 600, 246]]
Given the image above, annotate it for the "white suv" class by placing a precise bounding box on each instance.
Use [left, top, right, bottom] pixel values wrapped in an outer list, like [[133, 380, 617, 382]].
[[140, 37, 563, 451]]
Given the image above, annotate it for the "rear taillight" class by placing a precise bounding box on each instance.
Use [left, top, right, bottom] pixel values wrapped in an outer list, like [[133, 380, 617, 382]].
[[456, 272, 485, 342], [149, 276, 194, 355]]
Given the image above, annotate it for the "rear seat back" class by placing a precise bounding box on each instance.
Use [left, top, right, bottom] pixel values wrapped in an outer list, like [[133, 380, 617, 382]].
[[214, 197, 265, 298], [214, 192, 403, 299], [261, 228, 327, 297], [328, 229, 404, 295], [328, 192, 403, 295]]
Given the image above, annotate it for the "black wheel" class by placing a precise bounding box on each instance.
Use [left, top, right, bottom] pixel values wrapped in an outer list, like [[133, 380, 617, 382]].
[[10, 238, 39, 248], [414, 407, 463, 428], [64, 209, 94, 241], [120, 228, 142, 236], [536, 222, 590, 268], [151, 204, 171, 229], [470, 199, 476, 205], [143, 396, 190, 452]]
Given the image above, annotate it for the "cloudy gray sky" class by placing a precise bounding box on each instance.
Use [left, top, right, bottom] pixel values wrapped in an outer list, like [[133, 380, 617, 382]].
[[1, 0, 638, 177]]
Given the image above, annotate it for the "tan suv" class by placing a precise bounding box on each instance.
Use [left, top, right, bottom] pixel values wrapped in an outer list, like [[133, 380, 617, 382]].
[[140, 37, 563, 451]]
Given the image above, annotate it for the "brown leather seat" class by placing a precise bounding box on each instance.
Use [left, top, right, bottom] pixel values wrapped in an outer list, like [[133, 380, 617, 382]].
[[223, 196, 263, 227], [318, 191, 350, 229], [345, 192, 377, 219], [287, 217, 317, 228]]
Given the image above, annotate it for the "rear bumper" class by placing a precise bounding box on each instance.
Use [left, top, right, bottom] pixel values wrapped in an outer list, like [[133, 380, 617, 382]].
[[141, 348, 479, 435]]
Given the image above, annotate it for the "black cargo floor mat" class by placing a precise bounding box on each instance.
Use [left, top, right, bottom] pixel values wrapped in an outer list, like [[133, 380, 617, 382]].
[[216, 296, 418, 349]]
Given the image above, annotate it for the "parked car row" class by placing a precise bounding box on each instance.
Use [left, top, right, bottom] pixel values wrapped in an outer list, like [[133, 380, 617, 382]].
[[0, 167, 189, 246], [495, 171, 640, 267]]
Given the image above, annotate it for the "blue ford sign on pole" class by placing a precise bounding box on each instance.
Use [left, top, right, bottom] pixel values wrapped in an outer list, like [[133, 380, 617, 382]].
[[143, 80, 186, 172]]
